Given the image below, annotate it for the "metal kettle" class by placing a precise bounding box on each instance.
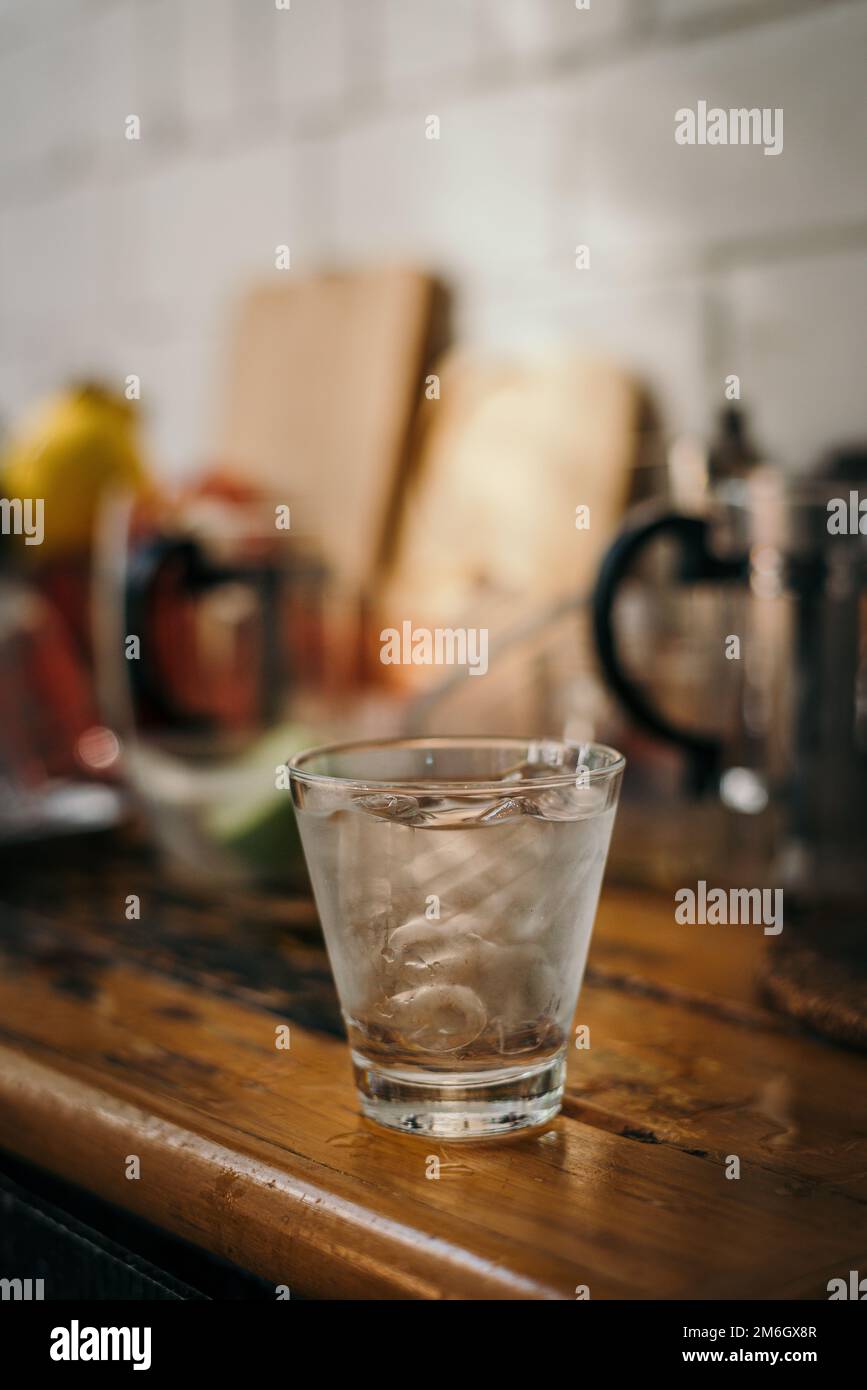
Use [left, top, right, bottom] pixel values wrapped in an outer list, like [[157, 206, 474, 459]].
[[592, 455, 867, 907]]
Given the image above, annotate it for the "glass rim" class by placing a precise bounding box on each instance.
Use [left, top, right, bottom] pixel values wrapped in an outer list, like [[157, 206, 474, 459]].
[[287, 735, 625, 794]]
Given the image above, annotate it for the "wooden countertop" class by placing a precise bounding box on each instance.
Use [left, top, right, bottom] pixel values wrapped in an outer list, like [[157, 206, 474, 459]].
[[0, 832, 864, 1300]]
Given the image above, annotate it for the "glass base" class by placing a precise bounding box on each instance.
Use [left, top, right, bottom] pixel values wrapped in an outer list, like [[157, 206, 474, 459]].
[[351, 1048, 566, 1139]]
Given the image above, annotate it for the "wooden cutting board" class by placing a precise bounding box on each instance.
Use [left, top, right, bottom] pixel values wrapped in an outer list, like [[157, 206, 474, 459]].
[[215, 268, 437, 591], [380, 351, 642, 641]]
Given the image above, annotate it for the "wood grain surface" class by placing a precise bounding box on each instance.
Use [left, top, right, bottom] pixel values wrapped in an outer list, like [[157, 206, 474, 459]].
[[0, 833, 865, 1299]]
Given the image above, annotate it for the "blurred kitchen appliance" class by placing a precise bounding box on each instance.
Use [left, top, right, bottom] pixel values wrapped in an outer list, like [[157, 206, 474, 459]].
[[122, 509, 330, 735], [93, 491, 339, 890], [593, 459, 867, 910]]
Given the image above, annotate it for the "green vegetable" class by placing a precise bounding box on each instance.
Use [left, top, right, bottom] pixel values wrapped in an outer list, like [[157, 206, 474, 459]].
[[205, 724, 316, 884]]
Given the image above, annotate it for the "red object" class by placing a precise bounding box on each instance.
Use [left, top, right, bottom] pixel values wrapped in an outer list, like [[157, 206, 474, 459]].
[[0, 584, 98, 784]]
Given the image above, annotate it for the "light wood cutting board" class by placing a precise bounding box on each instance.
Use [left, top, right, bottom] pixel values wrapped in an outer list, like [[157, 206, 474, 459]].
[[215, 267, 436, 591], [379, 350, 642, 649]]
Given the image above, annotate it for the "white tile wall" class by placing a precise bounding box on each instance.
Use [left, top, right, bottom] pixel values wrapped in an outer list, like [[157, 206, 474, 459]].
[[333, 79, 567, 276], [231, 0, 346, 131], [178, 0, 238, 137], [723, 247, 867, 470], [0, 0, 865, 475], [0, 0, 90, 50], [555, 3, 867, 269], [87, 0, 139, 163], [478, 0, 637, 62], [381, 0, 481, 95], [655, 0, 819, 29], [138, 0, 187, 135], [133, 143, 293, 322], [0, 20, 92, 173], [128, 333, 218, 480], [456, 266, 715, 438], [271, 0, 345, 124]]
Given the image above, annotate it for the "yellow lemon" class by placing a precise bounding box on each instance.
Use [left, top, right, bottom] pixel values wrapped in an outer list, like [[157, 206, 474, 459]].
[[1, 383, 147, 559]]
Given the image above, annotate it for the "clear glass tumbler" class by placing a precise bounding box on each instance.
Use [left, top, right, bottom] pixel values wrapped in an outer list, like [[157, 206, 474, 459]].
[[289, 736, 624, 1138]]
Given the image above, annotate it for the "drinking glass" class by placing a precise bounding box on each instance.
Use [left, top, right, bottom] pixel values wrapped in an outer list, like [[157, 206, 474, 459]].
[[289, 736, 624, 1138]]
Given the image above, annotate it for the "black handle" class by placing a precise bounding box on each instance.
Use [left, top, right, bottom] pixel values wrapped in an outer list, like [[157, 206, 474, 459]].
[[592, 509, 747, 794]]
